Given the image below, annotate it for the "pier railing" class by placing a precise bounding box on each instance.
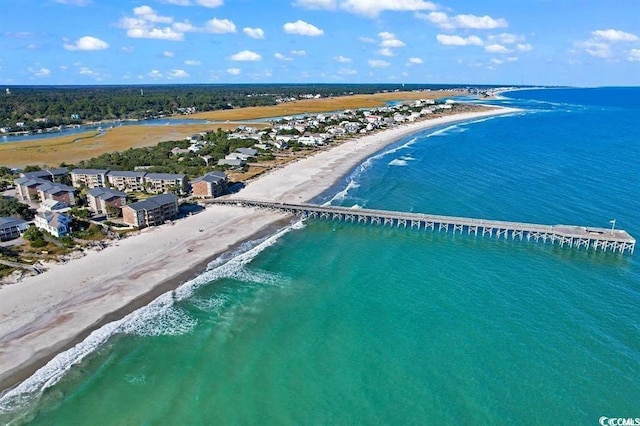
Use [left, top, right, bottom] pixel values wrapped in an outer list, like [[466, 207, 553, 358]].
[[212, 199, 636, 254]]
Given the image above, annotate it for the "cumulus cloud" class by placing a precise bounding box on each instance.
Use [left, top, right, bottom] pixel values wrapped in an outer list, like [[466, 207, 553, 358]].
[[148, 69, 162, 78], [275, 52, 292, 61], [485, 43, 509, 53], [417, 11, 508, 30], [628, 49, 640, 62], [517, 43, 532, 52], [436, 34, 483, 46], [293, 0, 336, 9], [291, 50, 306, 56], [338, 68, 357, 75], [376, 31, 405, 57], [334, 55, 352, 63], [227, 67, 241, 75], [168, 69, 189, 78], [592, 29, 638, 42], [184, 59, 201, 65], [407, 57, 423, 65], [578, 28, 638, 59], [205, 18, 236, 33], [243, 27, 265, 39], [63, 36, 109, 51], [29, 67, 51, 77], [378, 48, 394, 56], [230, 50, 262, 61], [368, 59, 390, 68], [163, 50, 175, 57], [118, 7, 185, 41], [359, 36, 376, 44], [341, 0, 436, 18], [283, 20, 324, 36], [196, 0, 224, 6]]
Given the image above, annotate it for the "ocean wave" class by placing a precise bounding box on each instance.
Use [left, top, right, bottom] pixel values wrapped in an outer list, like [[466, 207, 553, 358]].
[[388, 159, 408, 167], [0, 220, 303, 415]]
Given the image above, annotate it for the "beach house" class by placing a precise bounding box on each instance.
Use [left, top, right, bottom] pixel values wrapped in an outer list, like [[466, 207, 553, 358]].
[[143, 173, 188, 195], [121, 193, 179, 228], [191, 171, 228, 198], [34, 211, 71, 238], [0, 217, 29, 241], [70, 169, 109, 189], [87, 187, 127, 216]]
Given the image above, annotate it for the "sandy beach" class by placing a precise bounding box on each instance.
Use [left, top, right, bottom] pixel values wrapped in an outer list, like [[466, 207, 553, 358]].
[[0, 106, 519, 392]]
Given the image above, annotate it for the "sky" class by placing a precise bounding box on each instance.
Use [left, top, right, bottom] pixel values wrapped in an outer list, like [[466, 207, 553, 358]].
[[1, 0, 640, 86]]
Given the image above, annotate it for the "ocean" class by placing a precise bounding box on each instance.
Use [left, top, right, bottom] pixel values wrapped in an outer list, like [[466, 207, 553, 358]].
[[1, 87, 639, 424]]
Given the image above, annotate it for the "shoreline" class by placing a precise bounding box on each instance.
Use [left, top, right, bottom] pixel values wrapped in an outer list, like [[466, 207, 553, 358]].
[[0, 105, 521, 395]]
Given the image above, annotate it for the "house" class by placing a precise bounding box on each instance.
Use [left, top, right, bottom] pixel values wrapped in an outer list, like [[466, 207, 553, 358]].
[[0, 217, 29, 241], [38, 199, 69, 213], [34, 211, 71, 238], [106, 170, 146, 192], [143, 173, 188, 194], [70, 169, 109, 189], [87, 187, 127, 216], [217, 158, 244, 168], [121, 193, 179, 228], [234, 148, 258, 160], [191, 171, 227, 198], [36, 182, 76, 206]]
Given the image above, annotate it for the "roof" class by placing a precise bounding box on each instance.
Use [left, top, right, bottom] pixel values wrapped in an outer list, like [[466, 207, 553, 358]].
[[87, 187, 127, 200], [37, 182, 75, 195], [218, 159, 243, 166], [0, 216, 28, 228], [40, 199, 68, 209], [124, 193, 178, 212], [47, 167, 69, 176], [236, 147, 258, 156], [144, 173, 186, 180], [107, 170, 147, 178], [193, 171, 227, 184], [71, 168, 110, 175], [21, 170, 50, 179]]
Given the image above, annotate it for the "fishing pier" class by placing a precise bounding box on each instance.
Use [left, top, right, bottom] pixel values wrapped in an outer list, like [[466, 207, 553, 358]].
[[213, 199, 636, 255]]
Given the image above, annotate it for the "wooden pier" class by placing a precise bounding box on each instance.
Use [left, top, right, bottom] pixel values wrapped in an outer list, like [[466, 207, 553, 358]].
[[212, 199, 636, 254]]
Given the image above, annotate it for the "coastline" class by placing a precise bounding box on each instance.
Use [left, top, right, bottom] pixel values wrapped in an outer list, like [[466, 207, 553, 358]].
[[0, 105, 520, 395]]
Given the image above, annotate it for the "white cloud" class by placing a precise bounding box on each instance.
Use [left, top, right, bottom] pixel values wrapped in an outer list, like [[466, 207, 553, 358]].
[[184, 59, 201, 65], [54, 0, 91, 5], [196, 0, 224, 6], [341, 0, 437, 18], [487, 33, 523, 44], [485, 43, 509, 53], [378, 48, 394, 56], [417, 11, 507, 30], [148, 69, 162, 78], [283, 20, 324, 36], [334, 55, 352, 63], [243, 27, 265, 39], [122, 46, 135, 53], [205, 18, 236, 33], [490, 58, 503, 65], [291, 50, 306, 56], [407, 57, 423, 64], [381, 38, 405, 48], [230, 50, 262, 61], [78, 67, 103, 79], [368, 59, 390, 68], [359, 36, 376, 43], [338, 68, 357, 75], [516, 43, 532, 52], [592, 29, 638, 42], [293, 0, 336, 9], [29, 67, 51, 77], [133, 6, 172, 24], [227, 67, 241, 75], [275, 52, 292, 61], [168, 69, 189, 78], [628, 49, 640, 62], [63, 36, 109, 51], [163, 50, 175, 57], [127, 27, 184, 41], [173, 22, 198, 33], [436, 34, 483, 46]]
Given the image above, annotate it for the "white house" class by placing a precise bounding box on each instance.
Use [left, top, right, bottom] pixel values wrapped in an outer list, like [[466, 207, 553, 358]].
[[35, 212, 71, 238]]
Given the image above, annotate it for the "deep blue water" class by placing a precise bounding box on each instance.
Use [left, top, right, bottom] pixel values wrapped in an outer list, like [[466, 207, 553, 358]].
[[1, 87, 639, 425]]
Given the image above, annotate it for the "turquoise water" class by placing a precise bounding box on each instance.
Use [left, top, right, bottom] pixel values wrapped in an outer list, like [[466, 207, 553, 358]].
[[1, 88, 639, 424]]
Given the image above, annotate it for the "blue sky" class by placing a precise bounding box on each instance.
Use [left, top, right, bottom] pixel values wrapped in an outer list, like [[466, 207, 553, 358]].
[[2, 0, 640, 86]]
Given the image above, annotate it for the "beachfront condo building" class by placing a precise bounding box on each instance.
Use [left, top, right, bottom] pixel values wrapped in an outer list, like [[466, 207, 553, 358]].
[[121, 193, 179, 228]]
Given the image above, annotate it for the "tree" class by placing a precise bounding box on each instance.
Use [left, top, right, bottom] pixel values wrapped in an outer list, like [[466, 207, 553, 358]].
[[23, 226, 46, 248], [0, 198, 35, 220]]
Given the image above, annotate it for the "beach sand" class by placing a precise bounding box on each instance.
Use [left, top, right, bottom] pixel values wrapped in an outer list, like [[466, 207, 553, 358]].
[[0, 106, 519, 392]]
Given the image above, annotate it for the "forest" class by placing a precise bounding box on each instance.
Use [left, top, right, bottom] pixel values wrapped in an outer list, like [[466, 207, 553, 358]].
[[0, 83, 472, 131]]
